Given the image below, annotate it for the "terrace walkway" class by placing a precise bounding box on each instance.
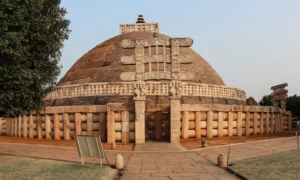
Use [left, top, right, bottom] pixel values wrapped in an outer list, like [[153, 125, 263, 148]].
[[0, 136, 298, 180]]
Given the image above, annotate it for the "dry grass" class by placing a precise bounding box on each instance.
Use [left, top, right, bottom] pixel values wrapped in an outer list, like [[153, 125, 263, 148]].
[[0, 155, 118, 180], [229, 150, 300, 180]]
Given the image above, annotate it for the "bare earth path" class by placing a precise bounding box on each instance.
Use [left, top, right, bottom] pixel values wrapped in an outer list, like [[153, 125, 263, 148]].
[[0, 136, 298, 180]]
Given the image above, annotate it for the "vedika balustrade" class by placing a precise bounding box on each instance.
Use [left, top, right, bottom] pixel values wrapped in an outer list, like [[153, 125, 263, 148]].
[[0, 104, 292, 144]]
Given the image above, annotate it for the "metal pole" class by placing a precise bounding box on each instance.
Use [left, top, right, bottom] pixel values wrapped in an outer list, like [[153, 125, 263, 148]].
[[227, 146, 231, 166]]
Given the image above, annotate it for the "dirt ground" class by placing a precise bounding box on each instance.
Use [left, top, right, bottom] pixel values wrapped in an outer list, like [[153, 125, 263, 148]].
[[181, 129, 300, 150], [0, 136, 134, 151], [1, 130, 300, 151]]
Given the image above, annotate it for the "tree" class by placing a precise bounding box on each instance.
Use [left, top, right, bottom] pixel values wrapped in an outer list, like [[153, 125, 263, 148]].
[[286, 95, 300, 117], [259, 94, 273, 106], [0, 0, 70, 117]]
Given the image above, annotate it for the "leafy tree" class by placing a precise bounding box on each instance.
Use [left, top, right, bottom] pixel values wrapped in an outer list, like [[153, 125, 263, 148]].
[[286, 95, 300, 117], [0, 0, 70, 117], [259, 94, 273, 106]]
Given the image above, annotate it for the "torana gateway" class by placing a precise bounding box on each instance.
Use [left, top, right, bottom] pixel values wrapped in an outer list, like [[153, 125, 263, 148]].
[[0, 16, 292, 144]]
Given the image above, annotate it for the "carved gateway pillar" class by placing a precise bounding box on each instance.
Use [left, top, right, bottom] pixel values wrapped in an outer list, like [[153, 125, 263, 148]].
[[169, 81, 182, 143], [120, 37, 193, 144], [134, 81, 146, 144]]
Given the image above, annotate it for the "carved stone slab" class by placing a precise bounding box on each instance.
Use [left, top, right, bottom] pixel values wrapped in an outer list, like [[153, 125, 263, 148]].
[[121, 38, 193, 48], [120, 72, 195, 81], [121, 55, 193, 64]]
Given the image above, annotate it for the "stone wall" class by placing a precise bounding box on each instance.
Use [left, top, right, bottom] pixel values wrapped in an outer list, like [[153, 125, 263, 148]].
[[0, 104, 292, 143], [180, 104, 292, 139]]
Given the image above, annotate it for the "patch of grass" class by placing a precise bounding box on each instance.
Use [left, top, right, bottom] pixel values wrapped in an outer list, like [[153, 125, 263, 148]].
[[229, 150, 300, 180], [0, 155, 118, 180]]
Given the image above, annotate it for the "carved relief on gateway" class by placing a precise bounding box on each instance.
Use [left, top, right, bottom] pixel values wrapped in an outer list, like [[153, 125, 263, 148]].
[[120, 37, 195, 82]]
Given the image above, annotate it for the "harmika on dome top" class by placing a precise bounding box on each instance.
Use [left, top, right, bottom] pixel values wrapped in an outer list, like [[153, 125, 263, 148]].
[[45, 16, 246, 106]]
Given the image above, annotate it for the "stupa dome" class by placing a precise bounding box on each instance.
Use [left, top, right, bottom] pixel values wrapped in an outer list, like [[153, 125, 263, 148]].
[[58, 32, 225, 86], [45, 16, 246, 106]]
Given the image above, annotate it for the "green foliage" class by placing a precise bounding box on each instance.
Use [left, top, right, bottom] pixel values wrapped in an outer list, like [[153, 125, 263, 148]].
[[0, 0, 70, 117], [259, 93, 300, 117], [286, 95, 300, 117], [259, 94, 273, 106]]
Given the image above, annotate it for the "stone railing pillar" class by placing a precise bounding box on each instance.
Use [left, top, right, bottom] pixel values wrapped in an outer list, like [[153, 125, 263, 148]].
[[37, 114, 42, 139], [29, 114, 34, 138], [64, 113, 71, 140], [14, 117, 18, 137], [23, 115, 28, 138], [207, 111, 213, 138], [45, 115, 51, 139], [107, 110, 115, 144], [260, 113, 264, 135], [170, 98, 181, 143], [253, 112, 258, 135], [53, 113, 60, 140], [195, 112, 201, 139], [218, 112, 224, 137], [237, 112, 243, 136], [18, 116, 22, 137], [245, 112, 250, 136], [75, 113, 81, 135], [121, 111, 130, 144], [288, 113, 292, 130], [182, 111, 189, 139], [266, 113, 270, 135], [0, 118, 2, 135], [87, 113, 93, 135]]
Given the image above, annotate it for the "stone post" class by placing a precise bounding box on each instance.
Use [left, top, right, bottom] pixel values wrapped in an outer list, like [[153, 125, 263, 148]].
[[135, 100, 145, 144], [63, 113, 70, 140], [0, 118, 2, 135], [121, 111, 130, 144], [18, 116, 22, 137], [10, 118, 15, 136], [23, 115, 28, 138], [270, 113, 274, 135], [218, 112, 224, 138], [75, 113, 81, 135], [207, 111, 213, 138], [53, 113, 60, 140], [45, 115, 51, 139], [228, 112, 233, 137], [107, 110, 115, 144], [237, 112, 242, 136], [288, 113, 292, 130], [195, 112, 201, 139], [266, 113, 270, 135], [260, 113, 264, 135], [245, 112, 250, 136], [37, 114, 42, 139], [182, 111, 189, 139], [87, 113, 93, 135], [253, 112, 258, 135], [29, 114, 34, 138], [14, 117, 18, 137], [170, 98, 181, 143]]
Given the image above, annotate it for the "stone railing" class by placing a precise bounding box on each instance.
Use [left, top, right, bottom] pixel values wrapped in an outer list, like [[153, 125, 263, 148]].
[[179, 104, 292, 139], [0, 104, 292, 143], [45, 81, 246, 101], [0, 104, 136, 144]]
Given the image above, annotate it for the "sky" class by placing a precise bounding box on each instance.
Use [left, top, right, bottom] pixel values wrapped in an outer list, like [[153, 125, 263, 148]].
[[60, 0, 299, 101]]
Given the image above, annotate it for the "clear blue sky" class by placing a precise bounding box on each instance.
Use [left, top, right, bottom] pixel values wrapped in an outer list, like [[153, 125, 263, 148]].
[[60, 0, 299, 101]]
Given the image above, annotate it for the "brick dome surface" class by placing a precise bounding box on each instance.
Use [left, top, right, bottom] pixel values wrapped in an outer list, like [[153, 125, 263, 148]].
[[58, 32, 225, 86]]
